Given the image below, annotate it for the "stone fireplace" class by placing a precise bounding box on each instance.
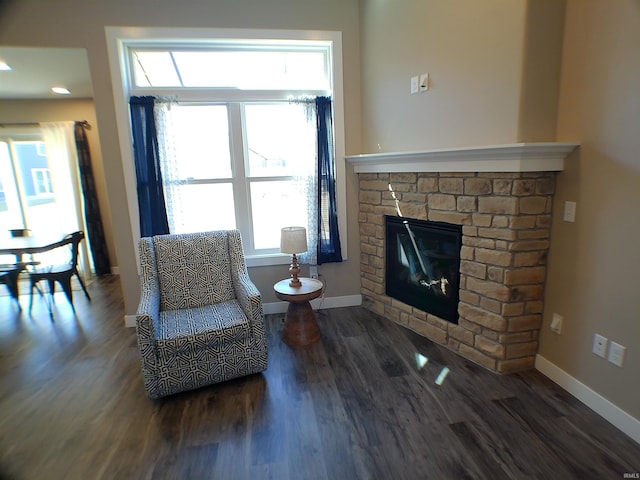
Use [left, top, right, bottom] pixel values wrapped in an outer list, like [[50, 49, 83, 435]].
[[348, 143, 578, 374]]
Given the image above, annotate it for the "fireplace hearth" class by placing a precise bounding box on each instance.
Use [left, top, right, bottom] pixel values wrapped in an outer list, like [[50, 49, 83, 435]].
[[385, 216, 462, 323]]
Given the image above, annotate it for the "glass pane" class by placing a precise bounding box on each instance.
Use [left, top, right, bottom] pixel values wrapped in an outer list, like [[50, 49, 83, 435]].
[[171, 105, 232, 180], [132, 51, 181, 87], [172, 50, 329, 90], [14, 142, 62, 236], [172, 183, 235, 234], [245, 103, 316, 178], [250, 180, 308, 250]]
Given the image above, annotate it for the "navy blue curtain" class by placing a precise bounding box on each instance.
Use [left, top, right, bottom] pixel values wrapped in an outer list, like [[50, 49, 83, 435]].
[[129, 96, 169, 237], [316, 96, 342, 264]]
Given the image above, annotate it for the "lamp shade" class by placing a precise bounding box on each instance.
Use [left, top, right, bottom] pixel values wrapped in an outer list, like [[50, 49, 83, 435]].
[[280, 226, 307, 254]]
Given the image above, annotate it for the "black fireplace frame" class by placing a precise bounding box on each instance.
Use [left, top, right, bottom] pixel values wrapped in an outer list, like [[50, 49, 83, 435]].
[[385, 215, 462, 323]]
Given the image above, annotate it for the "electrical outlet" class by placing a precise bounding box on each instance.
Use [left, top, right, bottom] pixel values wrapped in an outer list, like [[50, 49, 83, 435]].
[[550, 313, 563, 334], [607, 341, 626, 367], [592, 334, 608, 358], [309, 265, 318, 279]]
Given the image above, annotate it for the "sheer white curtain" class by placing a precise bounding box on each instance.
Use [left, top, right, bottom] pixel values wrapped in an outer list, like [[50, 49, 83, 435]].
[[154, 98, 187, 233], [295, 101, 318, 266], [40, 121, 91, 277]]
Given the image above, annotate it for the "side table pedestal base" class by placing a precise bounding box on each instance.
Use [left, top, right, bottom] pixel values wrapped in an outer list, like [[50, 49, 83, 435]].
[[282, 301, 321, 347], [274, 277, 324, 348]]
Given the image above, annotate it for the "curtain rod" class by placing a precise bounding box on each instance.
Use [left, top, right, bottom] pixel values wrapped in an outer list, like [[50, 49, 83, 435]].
[[0, 120, 91, 130], [0, 122, 39, 128]]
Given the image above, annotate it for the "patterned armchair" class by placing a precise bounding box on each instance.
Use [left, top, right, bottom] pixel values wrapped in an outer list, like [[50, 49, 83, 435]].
[[135, 230, 268, 399]]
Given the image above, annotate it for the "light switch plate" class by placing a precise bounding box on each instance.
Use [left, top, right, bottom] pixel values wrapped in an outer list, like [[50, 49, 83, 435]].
[[607, 341, 626, 367], [410, 76, 419, 94], [419, 73, 429, 92]]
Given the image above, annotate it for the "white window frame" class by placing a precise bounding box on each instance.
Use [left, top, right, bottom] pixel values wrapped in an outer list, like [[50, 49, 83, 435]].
[[106, 27, 348, 267]]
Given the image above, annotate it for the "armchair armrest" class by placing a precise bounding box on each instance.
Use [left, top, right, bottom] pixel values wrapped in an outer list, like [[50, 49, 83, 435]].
[[234, 271, 263, 324], [136, 236, 161, 342], [228, 229, 263, 324], [135, 282, 161, 398], [136, 284, 160, 338]]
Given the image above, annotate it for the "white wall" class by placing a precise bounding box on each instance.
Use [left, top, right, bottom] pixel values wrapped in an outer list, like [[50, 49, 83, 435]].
[[359, 0, 527, 153], [541, 0, 640, 420]]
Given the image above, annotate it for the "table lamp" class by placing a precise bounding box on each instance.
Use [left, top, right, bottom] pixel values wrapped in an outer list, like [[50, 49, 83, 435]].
[[281, 226, 307, 287]]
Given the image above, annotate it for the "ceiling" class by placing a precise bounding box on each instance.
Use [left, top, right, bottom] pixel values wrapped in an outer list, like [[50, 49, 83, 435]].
[[0, 46, 93, 99]]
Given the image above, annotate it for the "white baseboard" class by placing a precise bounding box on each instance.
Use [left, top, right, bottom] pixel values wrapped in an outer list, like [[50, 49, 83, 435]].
[[124, 294, 363, 327], [264, 294, 362, 315], [535, 354, 640, 444], [124, 315, 136, 328]]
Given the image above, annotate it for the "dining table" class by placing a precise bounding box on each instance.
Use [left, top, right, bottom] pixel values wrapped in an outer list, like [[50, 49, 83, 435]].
[[0, 232, 67, 262]]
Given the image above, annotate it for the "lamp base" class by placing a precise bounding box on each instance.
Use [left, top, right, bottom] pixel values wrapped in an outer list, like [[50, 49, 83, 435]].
[[289, 254, 302, 288]]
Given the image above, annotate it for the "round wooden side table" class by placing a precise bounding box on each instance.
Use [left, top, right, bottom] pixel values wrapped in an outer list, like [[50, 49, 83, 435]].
[[274, 277, 324, 347]]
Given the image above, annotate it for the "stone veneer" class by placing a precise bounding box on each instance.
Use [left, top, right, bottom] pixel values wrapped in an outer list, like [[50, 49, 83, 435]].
[[358, 171, 556, 374]]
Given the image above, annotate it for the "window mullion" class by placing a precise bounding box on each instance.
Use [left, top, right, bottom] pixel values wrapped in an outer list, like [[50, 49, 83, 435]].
[[7, 139, 29, 228], [228, 103, 252, 252]]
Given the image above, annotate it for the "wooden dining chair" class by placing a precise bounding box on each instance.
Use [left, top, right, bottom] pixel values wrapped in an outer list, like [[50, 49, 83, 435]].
[[28, 231, 91, 311]]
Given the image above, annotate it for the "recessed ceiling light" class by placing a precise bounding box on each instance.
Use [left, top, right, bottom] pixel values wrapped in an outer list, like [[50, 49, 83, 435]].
[[0, 62, 12, 71], [51, 87, 71, 95]]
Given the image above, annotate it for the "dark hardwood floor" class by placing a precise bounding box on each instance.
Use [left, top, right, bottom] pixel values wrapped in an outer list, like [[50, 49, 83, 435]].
[[1, 276, 638, 479]]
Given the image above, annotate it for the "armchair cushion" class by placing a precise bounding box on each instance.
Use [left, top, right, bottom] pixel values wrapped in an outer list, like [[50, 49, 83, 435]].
[[154, 232, 235, 311], [156, 300, 250, 359]]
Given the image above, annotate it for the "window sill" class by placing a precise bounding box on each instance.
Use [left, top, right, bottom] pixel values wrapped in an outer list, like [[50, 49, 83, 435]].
[[246, 253, 291, 268]]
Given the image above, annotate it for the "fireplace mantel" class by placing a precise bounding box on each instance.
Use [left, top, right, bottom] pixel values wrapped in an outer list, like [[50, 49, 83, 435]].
[[346, 142, 579, 174]]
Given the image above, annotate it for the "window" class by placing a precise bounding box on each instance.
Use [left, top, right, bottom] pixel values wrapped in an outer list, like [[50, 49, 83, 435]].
[[159, 101, 317, 254], [0, 137, 57, 230], [113, 29, 346, 265], [244, 102, 316, 251], [131, 47, 330, 91], [109, 28, 347, 265], [32, 169, 53, 196], [166, 104, 236, 234], [160, 102, 319, 257]]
